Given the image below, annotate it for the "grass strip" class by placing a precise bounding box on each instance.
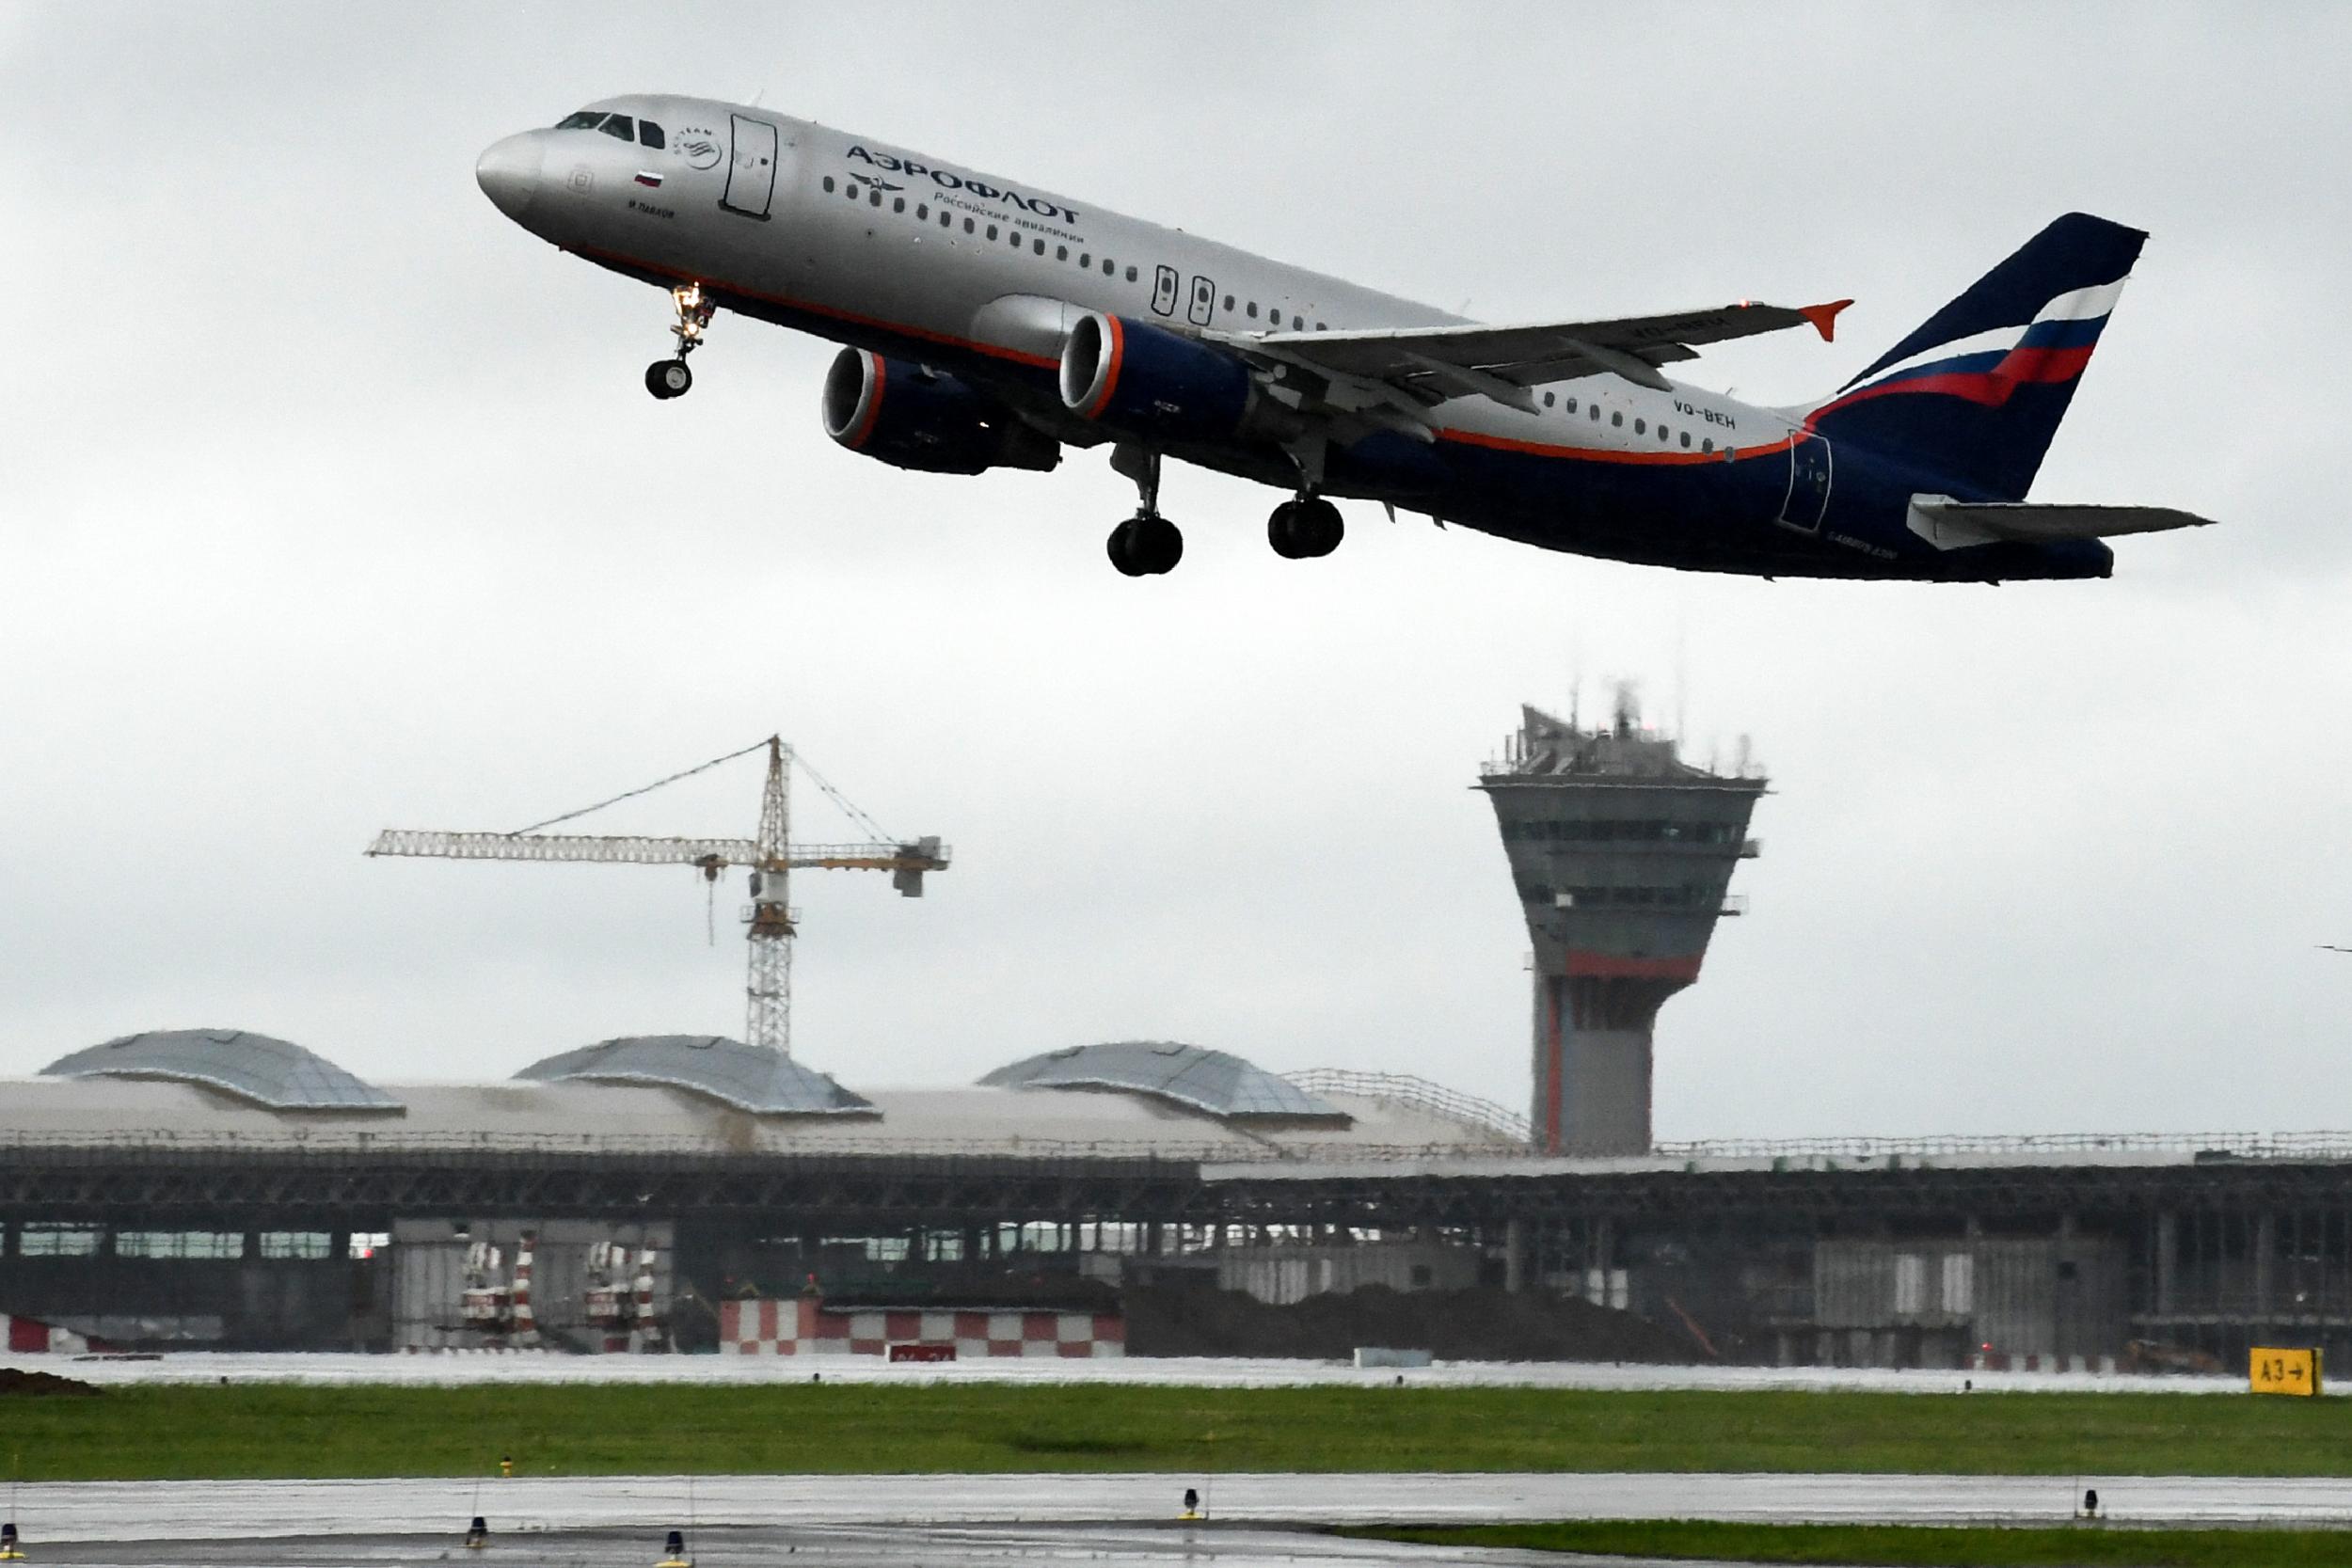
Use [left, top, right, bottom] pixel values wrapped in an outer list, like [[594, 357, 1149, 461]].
[[1, 1383, 2347, 1481], [1360, 1520, 2352, 1566]]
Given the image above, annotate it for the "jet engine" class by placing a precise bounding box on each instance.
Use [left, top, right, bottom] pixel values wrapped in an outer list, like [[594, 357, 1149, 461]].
[[821, 349, 1058, 474], [1057, 312, 1263, 442]]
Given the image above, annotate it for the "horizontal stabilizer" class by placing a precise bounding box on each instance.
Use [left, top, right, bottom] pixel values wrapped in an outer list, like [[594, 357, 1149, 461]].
[[1906, 496, 2216, 550]]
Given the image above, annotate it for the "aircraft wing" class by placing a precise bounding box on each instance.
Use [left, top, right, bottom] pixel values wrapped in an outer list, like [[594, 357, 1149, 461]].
[[1907, 498, 2217, 548], [1221, 299, 1852, 411]]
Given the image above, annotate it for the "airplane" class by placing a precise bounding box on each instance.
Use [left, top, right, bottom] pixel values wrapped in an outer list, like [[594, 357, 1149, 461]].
[[474, 96, 2215, 579]]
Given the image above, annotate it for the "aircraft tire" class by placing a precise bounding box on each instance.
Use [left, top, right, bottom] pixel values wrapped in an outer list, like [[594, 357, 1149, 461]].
[[645, 359, 692, 400], [1106, 518, 1151, 577], [1108, 515, 1182, 577], [1269, 498, 1342, 559], [1297, 497, 1343, 557]]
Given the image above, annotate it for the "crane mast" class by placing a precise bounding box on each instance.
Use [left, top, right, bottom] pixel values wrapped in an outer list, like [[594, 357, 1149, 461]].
[[746, 736, 795, 1053], [367, 735, 947, 1056]]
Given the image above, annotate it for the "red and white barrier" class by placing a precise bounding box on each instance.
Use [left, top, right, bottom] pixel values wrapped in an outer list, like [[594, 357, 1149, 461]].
[[721, 1296, 1123, 1358], [3, 1313, 93, 1354], [1968, 1352, 2120, 1374]]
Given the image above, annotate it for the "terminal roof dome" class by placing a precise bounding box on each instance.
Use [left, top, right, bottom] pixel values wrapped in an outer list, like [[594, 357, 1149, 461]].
[[516, 1035, 876, 1117], [41, 1029, 403, 1113], [980, 1041, 1345, 1122]]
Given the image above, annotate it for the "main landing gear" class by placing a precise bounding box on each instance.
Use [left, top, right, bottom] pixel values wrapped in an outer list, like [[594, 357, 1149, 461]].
[[1268, 494, 1343, 560], [1106, 444, 1183, 577], [645, 282, 715, 400]]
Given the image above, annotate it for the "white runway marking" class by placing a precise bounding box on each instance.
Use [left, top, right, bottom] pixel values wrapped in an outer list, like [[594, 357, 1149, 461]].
[[10, 1470, 2352, 1544]]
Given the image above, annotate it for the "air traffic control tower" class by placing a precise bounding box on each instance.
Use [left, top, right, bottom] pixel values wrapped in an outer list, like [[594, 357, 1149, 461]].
[[1479, 696, 1766, 1155]]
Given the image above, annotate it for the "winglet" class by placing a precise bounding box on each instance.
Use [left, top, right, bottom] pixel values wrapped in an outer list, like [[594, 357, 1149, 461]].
[[1800, 299, 1854, 343]]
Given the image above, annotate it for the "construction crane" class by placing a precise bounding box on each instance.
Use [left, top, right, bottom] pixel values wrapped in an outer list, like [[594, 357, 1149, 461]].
[[367, 736, 947, 1055]]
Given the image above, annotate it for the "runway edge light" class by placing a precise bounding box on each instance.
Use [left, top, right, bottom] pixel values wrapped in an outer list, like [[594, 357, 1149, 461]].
[[2250, 1346, 2323, 1397]]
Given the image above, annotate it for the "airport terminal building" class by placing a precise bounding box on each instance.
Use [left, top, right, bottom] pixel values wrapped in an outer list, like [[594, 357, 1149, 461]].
[[3, 1026, 2348, 1371]]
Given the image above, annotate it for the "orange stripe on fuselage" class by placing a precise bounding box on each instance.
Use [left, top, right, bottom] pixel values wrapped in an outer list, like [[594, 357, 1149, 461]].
[[1437, 425, 1797, 465]]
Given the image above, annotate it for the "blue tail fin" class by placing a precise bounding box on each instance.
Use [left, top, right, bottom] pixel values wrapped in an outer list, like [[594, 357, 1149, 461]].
[[1803, 214, 2145, 500]]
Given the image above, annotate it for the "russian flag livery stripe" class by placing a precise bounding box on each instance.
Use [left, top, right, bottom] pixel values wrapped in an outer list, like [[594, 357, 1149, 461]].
[[1804, 214, 2146, 501], [1810, 276, 2127, 422]]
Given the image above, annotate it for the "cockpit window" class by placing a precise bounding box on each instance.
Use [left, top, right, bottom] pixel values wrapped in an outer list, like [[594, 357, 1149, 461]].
[[596, 114, 635, 142], [556, 111, 605, 131], [638, 121, 665, 150]]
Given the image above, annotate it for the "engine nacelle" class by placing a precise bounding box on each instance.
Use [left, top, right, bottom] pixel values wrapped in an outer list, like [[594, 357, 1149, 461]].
[[821, 349, 1058, 475], [1058, 312, 1256, 443]]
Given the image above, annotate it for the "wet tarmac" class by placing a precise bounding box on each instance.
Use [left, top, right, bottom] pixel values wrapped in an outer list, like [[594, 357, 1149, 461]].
[[0, 1518, 1941, 1568], [9, 1470, 2352, 1546]]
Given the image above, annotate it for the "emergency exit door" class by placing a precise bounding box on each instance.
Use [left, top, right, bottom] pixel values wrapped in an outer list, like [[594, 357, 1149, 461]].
[[1779, 433, 1833, 532], [723, 116, 777, 219]]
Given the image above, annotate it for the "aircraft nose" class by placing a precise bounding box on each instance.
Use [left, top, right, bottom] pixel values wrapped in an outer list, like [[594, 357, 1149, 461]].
[[475, 132, 544, 221]]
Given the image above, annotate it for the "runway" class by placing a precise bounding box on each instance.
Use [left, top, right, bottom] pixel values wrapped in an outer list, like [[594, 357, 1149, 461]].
[[12, 1470, 2352, 1544], [15, 1349, 2260, 1396], [0, 1523, 1594, 1568]]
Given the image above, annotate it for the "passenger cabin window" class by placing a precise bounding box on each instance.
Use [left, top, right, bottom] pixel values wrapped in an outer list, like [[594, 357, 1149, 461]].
[[1566, 398, 1578, 414], [1125, 265, 1138, 281], [986, 224, 997, 240], [1680, 431, 1692, 448], [1033, 238, 1045, 254], [1247, 302, 1259, 318], [596, 115, 634, 142], [822, 176, 835, 193], [639, 122, 665, 150], [1057, 245, 1069, 261], [1222, 293, 1235, 310], [1543, 391, 1554, 407], [1633, 419, 1645, 434], [893, 197, 905, 214], [868, 188, 882, 206], [1611, 411, 1623, 426], [1701, 438, 1714, 453]]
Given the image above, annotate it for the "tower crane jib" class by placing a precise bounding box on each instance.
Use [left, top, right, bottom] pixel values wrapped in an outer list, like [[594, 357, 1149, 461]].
[[366, 735, 948, 1056]]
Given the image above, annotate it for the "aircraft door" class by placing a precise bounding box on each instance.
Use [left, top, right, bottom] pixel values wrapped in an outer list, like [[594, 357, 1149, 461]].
[[1152, 265, 1180, 317], [1779, 432, 1832, 532], [1187, 275, 1216, 326], [722, 115, 778, 219]]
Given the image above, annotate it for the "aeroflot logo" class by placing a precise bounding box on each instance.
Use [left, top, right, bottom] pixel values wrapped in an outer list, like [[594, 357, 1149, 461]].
[[846, 145, 1081, 224]]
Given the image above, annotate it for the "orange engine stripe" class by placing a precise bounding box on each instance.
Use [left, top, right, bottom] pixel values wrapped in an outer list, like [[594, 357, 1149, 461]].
[[1082, 315, 1123, 420]]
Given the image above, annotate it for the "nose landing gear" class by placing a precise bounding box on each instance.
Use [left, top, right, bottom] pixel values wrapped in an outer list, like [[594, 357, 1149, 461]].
[[1106, 443, 1183, 577], [1269, 494, 1343, 559], [645, 283, 715, 400]]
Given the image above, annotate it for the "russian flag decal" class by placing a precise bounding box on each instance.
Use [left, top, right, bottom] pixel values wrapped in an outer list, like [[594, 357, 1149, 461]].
[[634, 171, 663, 188]]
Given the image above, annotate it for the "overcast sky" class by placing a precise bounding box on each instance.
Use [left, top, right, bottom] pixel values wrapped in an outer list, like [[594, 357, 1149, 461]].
[[2, 4, 2345, 1139]]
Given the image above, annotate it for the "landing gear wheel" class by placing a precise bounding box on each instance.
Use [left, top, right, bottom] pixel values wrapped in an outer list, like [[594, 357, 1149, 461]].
[[1269, 495, 1343, 559], [1107, 513, 1183, 577], [645, 282, 715, 399]]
